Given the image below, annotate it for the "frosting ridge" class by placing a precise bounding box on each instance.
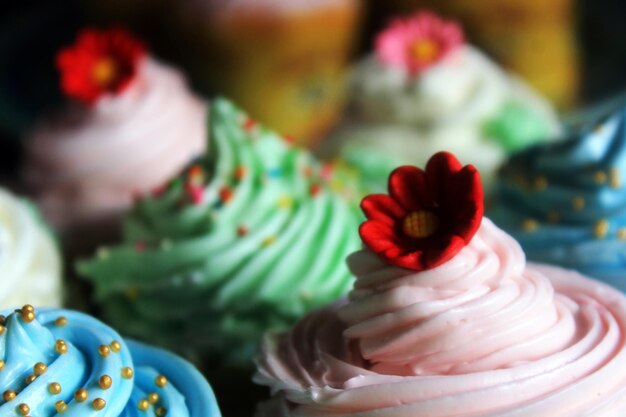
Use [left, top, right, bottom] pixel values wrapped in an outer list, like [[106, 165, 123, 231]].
[[78, 98, 362, 366], [25, 57, 206, 229], [0, 189, 61, 309], [0, 306, 220, 416], [491, 100, 626, 289], [255, 219, 626, 416]]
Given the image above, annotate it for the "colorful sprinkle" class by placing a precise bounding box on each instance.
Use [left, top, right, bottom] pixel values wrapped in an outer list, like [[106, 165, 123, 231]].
[[278, 196, 293, 209], [219, 187, 233, 203], [261, 236, 277, 248], [186, 184, 204, 205], [309, 184, 322, 196], [237, 225, 249, 236], [134, 241, 147, 252], [234, 166, 246, 180], [243, 118, 257, 131], [522, 218, 539, 232], [268, 167, 282, 178], [594, 219, 609, 239], [320, 163, 333, 181]]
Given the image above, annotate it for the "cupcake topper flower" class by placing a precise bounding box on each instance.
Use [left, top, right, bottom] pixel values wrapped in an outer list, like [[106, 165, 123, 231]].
[[360, 152, 483, 271], [57, 28, 145, 105], [375, 11, 464, 76]]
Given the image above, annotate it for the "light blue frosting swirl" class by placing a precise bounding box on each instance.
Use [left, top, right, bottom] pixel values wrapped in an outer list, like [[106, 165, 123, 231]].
[[0, 307, 221, 416], [490, 100, 626, 290]]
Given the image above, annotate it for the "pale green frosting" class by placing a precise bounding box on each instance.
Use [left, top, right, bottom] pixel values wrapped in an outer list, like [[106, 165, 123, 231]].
[[78, 98, 362, 367]]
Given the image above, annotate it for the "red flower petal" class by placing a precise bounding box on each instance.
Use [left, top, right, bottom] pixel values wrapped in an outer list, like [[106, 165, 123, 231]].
[[388, 166, 433, 211], [56, 27, 145, 105], [359, 152, 483, 272], [361, 194, 405, 227]]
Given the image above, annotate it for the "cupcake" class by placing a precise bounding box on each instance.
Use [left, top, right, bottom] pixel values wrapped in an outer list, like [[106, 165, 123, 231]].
[[164, 0, 362, 146], [255, 152, 626, 416], [322, 11, 560, 192], [0, 188, 61, 309], [0, 305, 221, 416], [77, 98, 362, 368], [23, 27, 206, 249], [491, 99, 626, 291]]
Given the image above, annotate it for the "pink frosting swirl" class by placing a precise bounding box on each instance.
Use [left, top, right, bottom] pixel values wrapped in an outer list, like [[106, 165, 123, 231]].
[[24, 57, 206, 230], [255, 219, 626, 416]]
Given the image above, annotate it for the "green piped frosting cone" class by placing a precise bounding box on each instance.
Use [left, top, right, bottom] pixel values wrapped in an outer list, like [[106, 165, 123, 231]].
[[78, 98, 362, 368]]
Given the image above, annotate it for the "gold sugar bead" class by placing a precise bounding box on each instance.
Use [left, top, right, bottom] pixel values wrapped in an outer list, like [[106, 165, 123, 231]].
[[74, 388, 88, 402], [55, 400, 68, 413], [33, 362, 47, 376], [55, 316, 68, 327], [98, 345, 110, 357], [138, 399, 150, 411], [148, 392, 159, 404], [110, 341, 121, 352], [155, 375, 167, 388], [99, 375, 112, 390], [3, 390, 16, 401], [122, 367, 134, 379], [17, 403, 30, 415], [93, 398, 106, 410], [55, 340, 68, 354], [49, 382, 62, 395]]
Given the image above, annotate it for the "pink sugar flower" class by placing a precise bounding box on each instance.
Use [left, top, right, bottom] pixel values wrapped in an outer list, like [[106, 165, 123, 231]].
[[375, 11, 464, 76]]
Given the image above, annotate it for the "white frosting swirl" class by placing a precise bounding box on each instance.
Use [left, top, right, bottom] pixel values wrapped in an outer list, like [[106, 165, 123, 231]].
[[323, 46, 560, 189], [0, 189, 61, 308], [24, 57, 207, 229], [255, 219, 626, 416]]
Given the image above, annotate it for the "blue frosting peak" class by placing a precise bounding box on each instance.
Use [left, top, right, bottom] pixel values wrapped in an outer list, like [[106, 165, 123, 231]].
[[0, 307, 221, 417], [490, 101, 626, 289]]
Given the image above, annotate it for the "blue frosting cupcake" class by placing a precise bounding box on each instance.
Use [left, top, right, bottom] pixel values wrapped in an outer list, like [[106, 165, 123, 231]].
[[490, 101, 626, 290], [0, 305, 221, 416]]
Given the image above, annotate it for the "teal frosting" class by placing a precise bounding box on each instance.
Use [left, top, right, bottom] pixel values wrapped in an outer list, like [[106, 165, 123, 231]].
[[490, 100, 626, 290], [0, 307, 220, 416], [78, 98, 362, 367], [483, 100, 551, 153]]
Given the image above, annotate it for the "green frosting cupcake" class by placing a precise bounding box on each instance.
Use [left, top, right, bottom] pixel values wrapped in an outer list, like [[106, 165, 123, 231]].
[[78, 98, 362, 367]]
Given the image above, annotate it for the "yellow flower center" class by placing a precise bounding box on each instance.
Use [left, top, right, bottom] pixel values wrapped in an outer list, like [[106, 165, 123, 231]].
[[92, 57, 118, 87], [410, 39, 439, 62], [402, 210, 439, 239]]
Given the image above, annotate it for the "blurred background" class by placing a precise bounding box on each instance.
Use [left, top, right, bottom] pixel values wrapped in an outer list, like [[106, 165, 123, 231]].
[[1, 0, 625, 179]]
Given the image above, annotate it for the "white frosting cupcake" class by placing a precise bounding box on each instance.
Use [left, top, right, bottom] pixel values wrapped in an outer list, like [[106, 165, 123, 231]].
[[0, 189, 62, 308], [322, 11, 560, 191]]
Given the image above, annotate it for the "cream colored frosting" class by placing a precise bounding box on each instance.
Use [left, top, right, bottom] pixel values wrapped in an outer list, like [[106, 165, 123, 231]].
[[323, 46, 560, 189], [256, 219, 626, 416], [0, 189, 61, 308], [24, 57, 207, 230]]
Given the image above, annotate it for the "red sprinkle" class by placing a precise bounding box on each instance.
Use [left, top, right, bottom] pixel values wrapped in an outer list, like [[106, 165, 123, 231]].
[[151, 184, 166, 197], [234, 166, 246, 180], [309, 184, 322, 196], [219, 187, 233, 203], [237, 225, 249, 236], [243, 118, 257, 131], [185, 184, 204, 204], [188, 165, 204, 184], [284, 134, 296, 145], [321, 163, 333, 181]]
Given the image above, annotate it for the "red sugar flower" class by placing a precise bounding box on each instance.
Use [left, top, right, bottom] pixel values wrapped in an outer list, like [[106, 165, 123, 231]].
[[360, 152, 483, 271], [57, 27, 145, 105], [375, 11, 464, 76]]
